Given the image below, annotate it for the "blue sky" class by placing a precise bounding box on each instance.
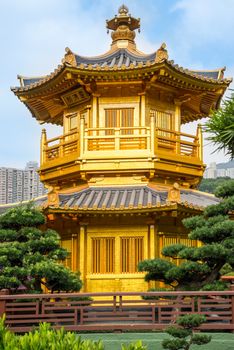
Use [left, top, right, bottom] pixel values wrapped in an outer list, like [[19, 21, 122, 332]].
[[1, 0, 234, 169]]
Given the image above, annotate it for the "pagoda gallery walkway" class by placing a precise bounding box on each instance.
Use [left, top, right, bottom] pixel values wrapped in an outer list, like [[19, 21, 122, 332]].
[[1, 291, 234, 333]]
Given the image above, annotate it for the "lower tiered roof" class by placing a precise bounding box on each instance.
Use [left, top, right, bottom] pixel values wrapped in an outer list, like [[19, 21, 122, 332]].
[[0, 186, 220, 215]]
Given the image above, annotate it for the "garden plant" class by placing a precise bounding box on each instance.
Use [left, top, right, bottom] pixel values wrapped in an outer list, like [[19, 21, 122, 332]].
[[162, 314, 211, 350]]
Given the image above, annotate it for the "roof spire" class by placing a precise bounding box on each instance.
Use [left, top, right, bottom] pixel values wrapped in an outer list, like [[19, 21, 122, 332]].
[[118, 4, 129, 16], [106, 5, 140, 50]]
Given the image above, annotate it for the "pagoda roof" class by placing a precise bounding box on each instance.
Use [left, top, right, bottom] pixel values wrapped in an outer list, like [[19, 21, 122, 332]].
[[0, 186, 220, 215], [74, 48, 156, 69], [12, 47, 231, 93], [48, 185, 220, 212], [11, 5, 232, 126]]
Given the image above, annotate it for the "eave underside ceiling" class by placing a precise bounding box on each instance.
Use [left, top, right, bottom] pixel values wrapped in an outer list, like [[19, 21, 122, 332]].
[[12, 64, 229, 125]]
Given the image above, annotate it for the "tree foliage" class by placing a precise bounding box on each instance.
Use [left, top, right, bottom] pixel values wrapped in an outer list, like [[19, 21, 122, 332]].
[[205, 95, 234, 159], [138, 181, 234, 290], [199, 177, 232, 194], [0, 204, 82, 293]]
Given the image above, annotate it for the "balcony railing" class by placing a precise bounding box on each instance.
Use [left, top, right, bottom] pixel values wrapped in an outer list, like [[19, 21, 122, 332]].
[[155, 128, 199, 157], [40, 117, 202, 166], [85, 126, 150, 151], [41, 129, 79, 163]]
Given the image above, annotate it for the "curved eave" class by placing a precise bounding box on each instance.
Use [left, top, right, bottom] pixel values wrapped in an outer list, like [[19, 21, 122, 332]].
[[11, 64, 78, 125], [0, 195, 47, 214], [11, 59, 232, 96], [45, 202, 204, 215], [11, 63, 67, 94], [165, 61, 232, 86]]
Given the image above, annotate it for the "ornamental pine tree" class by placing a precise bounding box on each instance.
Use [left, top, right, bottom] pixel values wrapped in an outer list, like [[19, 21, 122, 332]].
[[138, 181, 234, 290], [0, 204, 82, 293]]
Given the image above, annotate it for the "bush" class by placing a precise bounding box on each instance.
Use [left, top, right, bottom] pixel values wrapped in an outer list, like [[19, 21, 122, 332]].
[[0, 316, 147, 350], [122, 340, 147, 350], [0, 317, 104, 350]]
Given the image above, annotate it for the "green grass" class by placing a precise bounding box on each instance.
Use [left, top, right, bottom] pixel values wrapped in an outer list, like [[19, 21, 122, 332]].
[[80, 332, 234, 350]]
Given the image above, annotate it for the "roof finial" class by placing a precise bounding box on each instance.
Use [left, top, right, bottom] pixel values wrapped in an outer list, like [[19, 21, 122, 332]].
[[118, 4, 129, 16], [106, 6, 140, 49]]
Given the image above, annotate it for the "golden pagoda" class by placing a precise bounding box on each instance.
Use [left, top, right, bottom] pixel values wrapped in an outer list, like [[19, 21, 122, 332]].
[[11, 5, 232, 292]]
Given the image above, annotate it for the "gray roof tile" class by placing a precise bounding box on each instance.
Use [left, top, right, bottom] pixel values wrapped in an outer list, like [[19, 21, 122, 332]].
[[190, 71, 220, 79], [0, 188, 220, 215], [57, 186, 219, 211], [74, 49, 156, 68], [180, 190, 220, 207]]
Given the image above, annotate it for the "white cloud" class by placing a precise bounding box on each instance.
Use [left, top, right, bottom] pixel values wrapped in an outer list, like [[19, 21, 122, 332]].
[[172, 0, 234, 42]]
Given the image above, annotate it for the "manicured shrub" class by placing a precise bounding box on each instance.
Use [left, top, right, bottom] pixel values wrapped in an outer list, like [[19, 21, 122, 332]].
[[162, 314, 211, 350]]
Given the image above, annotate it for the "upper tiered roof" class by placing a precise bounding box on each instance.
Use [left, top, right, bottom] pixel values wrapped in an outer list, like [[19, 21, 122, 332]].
[[11, 5, 232, 126], [12, 5, 231, 91], [17, 48, 226, 90]]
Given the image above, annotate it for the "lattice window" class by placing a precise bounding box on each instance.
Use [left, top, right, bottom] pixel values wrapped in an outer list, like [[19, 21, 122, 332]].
[[154, 110, 172, 130], [121, 236, 144, 273], [92, 237, 115, 273], [180, 237, 198, 247], [151, 109, 173, 143], [69, 114, 78, 130], [105, 108, 134, 135]]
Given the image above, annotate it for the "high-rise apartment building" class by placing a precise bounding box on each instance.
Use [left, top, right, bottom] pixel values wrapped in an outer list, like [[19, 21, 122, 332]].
[[204, 162, 217, 179], [204, 161, 234, 179], [0, 162, 47, 204]]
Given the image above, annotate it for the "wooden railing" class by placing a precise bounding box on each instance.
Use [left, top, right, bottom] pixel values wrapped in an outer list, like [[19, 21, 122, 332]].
[[155, 128, 199, 157], [40, 121, 202, 165], [1, 290, 234, 332], [41, 129, 79, 163], [84, 126, 150, 151]]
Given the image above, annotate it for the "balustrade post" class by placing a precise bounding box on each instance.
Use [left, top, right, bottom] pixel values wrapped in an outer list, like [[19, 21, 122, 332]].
[[175, 131, 180, 155], [0, 289, 9, 317], [230, 284, 234, 332], [115, 128, 120, 150], [80, 115, 85, 156], [40, 129, 47, 165], [196, 124, 203, 161], [150, 113, 156, 155], [59, 135, 64, 158], [146, 127, 151, 151]]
